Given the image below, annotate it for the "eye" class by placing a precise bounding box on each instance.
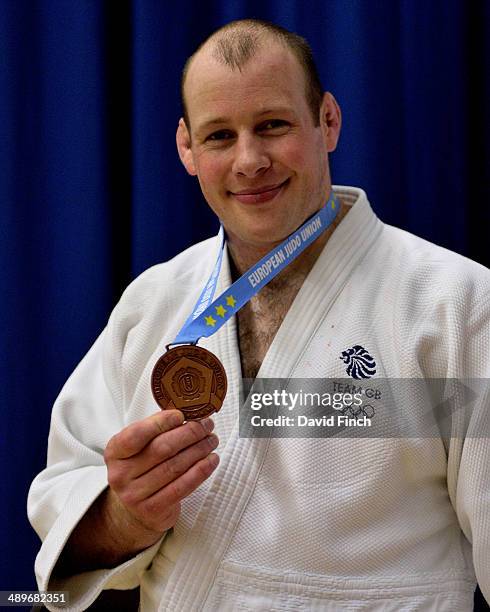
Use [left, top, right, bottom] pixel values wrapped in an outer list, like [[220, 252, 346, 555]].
[[259, 120, 290, 133], [206, 130, 234, 142]]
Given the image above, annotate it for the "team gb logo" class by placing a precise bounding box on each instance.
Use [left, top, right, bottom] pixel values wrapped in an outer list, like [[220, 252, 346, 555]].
[[340, 345, 377, 379]]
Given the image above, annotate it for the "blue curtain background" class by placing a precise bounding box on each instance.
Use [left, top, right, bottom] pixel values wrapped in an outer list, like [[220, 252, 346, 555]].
[[1, 0, 489, 604]]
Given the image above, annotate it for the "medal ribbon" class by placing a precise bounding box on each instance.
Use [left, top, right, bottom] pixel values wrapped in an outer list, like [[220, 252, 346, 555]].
[[171, 192, 340, 346]]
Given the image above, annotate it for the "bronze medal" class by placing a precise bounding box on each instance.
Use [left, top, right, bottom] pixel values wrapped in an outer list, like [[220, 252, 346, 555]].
[[151, 345, 227, 420]]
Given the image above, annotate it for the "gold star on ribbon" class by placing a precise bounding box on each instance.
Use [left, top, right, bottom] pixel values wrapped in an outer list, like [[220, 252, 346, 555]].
[[215, 304, 227, 317], [225, 295, 237, 308], [331, 199, 336, 209], [205, 315, 217, 327]]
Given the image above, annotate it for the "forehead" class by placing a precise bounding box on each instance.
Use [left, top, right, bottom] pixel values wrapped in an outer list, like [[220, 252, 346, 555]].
[[184, 42, 309, 128]]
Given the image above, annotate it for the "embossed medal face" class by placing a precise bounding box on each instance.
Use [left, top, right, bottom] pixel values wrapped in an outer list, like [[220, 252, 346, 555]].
[[151, 345, 227, 420]]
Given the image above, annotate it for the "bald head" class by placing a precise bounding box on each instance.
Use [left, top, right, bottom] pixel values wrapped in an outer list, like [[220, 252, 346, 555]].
[[181, 19, 324, 129]]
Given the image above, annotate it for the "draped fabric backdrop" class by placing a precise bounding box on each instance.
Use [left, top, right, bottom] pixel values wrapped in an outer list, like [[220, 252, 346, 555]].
[[1, 0, 489, 606]]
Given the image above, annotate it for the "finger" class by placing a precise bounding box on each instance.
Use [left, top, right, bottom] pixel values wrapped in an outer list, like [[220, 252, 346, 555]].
[[130, 433, 220, 499], [106, 409, 185, 460], [128, 417, 215, 477], [141, 453, 220, 513]]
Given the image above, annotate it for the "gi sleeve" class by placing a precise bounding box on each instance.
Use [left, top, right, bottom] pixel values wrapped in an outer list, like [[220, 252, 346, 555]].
[[447, 291, 490, 606], [27, 327, 165, 611]]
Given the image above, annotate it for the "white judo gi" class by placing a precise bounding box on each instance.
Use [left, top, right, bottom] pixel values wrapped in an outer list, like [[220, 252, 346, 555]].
[[28, 187, 490, 611]]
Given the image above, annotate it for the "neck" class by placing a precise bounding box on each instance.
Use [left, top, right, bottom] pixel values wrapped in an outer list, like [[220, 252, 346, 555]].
[[228, 199, 350, 282]]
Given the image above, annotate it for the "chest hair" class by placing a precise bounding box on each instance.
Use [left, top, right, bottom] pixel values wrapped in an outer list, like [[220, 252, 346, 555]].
[[237, 274, 304, 379]]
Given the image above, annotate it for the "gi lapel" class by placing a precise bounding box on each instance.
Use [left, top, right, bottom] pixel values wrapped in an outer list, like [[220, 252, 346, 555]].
[[257, 187, 382, 380]]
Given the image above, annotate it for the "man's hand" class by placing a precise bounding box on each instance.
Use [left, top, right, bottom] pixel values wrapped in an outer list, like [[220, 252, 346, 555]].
[[104, 408, 219, 541], [54, 409, 219, 576]]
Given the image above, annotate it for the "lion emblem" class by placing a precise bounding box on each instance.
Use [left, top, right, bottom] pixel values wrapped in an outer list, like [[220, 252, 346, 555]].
[[340, 345, 377, 379]]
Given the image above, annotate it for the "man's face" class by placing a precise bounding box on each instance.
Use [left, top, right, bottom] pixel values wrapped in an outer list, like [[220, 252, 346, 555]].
[[177, 42, 341, 249]]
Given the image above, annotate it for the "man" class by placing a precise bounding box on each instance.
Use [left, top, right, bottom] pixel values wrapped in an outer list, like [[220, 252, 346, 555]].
[[28, 19, 490, 611]]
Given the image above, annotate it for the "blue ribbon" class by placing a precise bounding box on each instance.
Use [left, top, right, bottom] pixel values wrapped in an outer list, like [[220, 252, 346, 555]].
[[171, 192, 340, 346]]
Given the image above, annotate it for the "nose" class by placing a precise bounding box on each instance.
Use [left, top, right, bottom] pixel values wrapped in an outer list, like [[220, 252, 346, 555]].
[[232, 132, 271, 177]]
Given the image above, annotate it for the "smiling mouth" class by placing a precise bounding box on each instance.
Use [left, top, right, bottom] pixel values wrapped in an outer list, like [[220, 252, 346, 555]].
[[229, 179, 290, 204]]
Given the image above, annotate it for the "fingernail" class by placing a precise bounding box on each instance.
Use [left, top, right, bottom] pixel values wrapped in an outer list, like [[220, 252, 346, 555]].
[[169, 411, 184, 427], [209, 453, 220, 467], [202, 418, 214, 433], [207, 433, 219, 449]]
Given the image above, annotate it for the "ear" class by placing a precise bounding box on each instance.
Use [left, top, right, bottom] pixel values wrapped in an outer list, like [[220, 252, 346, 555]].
[[319, 92, 342, 153], [176, 118, 197, 175]]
